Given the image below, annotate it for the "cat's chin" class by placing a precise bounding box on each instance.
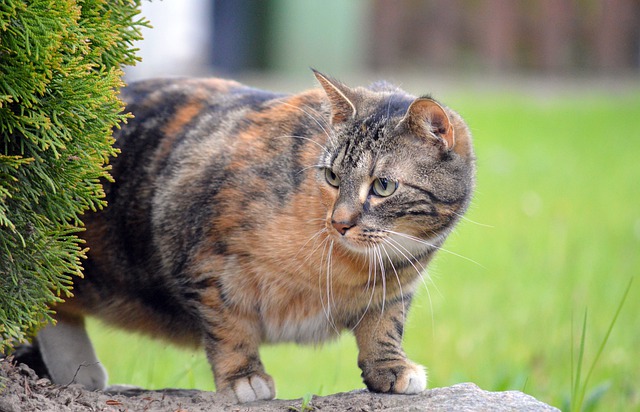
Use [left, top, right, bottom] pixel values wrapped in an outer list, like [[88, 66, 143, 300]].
[[337, 240, 370, 255], [335, 231, 447, 265], [332, 234, 381, 256]]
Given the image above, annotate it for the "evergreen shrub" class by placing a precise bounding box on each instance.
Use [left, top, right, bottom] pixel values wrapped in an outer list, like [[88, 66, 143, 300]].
[[0, 0, 147, 352]]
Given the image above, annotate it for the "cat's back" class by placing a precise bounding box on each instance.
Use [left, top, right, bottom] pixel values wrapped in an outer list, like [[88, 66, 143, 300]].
[[117, 77, 281, 153], [74, 77, 327, 343]]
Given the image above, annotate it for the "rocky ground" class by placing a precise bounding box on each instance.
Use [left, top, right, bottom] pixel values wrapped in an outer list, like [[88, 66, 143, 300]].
[[0, 358, 560, 412]]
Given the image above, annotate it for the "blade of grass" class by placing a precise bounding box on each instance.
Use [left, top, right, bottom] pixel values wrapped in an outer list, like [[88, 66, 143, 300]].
[[570, 312, 574, 405], [570, 277, 633, 411], [571, 309, 588, 412], [578, 278, 633, 408]]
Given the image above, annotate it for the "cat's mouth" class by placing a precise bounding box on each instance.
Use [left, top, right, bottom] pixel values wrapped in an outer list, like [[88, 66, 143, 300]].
[[328, 223, 388, 254], [327, 221, 443, 262]]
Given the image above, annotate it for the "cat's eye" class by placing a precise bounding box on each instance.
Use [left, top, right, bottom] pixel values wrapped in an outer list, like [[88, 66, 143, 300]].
[[324, 168, 340, 188], [372, 178, 398, 197]]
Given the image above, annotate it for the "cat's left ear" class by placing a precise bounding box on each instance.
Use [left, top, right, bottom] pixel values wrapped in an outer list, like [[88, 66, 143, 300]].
[[312, 69, 357, 124], [399, 98, 455, 150]]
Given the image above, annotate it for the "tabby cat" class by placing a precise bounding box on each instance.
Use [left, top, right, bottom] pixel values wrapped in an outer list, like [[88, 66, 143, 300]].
[[31, 70, 475, 403]]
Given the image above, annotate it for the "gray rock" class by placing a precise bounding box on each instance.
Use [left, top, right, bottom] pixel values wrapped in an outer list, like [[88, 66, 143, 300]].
[[107, 382, 559, 411], [1, 360, 559, 411], [270, 384, 560, 412]]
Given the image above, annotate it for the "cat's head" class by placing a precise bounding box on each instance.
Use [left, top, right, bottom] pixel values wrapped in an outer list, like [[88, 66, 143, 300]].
[[313, 70, 475, 262]]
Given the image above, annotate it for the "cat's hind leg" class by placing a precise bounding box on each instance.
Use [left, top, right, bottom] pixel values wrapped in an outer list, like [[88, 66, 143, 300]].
[[36, 313, 107, 390]]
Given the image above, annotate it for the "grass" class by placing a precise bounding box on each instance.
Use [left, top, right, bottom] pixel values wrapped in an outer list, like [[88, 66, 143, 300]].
[[569, 278, 632, 412], [288, 393, 314, 411], [87, 86, 640, 411]]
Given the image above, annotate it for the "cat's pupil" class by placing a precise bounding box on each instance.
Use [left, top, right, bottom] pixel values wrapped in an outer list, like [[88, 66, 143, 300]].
[[324, 168, 340, 188], [372, 177, 398, 197]]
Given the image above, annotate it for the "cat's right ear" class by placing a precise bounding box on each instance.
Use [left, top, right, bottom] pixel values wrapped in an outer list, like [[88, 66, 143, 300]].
[[312, 69, 357, 124], [398, 98, 455, 150]]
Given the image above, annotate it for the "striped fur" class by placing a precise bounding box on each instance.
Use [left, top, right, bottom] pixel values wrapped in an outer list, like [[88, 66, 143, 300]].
[[45, 72, 475, 402]]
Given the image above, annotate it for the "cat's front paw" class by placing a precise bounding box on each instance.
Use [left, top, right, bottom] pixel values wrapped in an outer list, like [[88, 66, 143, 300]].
[[228, 372, 276, 403], [361, 360, 427, 395]]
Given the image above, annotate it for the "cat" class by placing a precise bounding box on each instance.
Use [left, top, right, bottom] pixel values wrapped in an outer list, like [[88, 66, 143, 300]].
[[27, 70, 475, 403]]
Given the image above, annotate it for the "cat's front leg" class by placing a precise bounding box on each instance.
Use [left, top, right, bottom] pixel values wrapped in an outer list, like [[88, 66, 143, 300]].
[[353, 297, 427, 395], [201, 310, 275, 403]]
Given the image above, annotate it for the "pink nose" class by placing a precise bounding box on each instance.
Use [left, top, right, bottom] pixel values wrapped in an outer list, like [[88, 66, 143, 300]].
[[331, 203, 359, 236], [332, 220, 354, 236]]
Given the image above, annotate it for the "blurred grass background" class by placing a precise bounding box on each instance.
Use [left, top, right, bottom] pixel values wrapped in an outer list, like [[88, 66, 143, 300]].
[[88, 87, 640, 411]]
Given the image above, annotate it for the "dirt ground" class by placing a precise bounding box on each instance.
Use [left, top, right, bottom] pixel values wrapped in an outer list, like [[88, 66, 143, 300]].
[[0, 358, 558, 412]]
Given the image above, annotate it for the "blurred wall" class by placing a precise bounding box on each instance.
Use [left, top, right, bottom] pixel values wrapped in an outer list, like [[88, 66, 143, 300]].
[[370, 0, 640, 73], [265, 0, 369, 73], [126, 0, 212, 80], [126, 0, 640, 79]]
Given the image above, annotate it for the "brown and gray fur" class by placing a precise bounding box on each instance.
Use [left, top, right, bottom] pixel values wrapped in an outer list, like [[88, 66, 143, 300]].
[[32, 71, 475, 402]]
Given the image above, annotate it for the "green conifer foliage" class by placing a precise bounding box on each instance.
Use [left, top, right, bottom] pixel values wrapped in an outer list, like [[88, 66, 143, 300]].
[[0, 0, 147, 352]]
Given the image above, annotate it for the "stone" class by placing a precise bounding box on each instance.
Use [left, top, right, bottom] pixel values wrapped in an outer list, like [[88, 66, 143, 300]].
[[0, 360, 559, 411]]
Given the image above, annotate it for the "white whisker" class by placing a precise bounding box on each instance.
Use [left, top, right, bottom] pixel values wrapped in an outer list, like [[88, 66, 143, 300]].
[[350, 246, 377, 332], [296, 164, 324, 175], [383, 237, 435, 328], [274, 100, 337, 150], [318, 236, 333, 329], [294, 226, 327, 264], [380, 242, 405, 337], [384, 235, 442, 297], [275, 134, 331, 156], [325, 240, 339, 334], [305, 217, 326, 224], [384, 236, 427, 275], [374, 245, 387, 320], [385, 94, 394, 122], [370, 246, 379, 321], [452, 210, 493, 228], [383, 229, 484, 268], [299, 104, 338, 150]]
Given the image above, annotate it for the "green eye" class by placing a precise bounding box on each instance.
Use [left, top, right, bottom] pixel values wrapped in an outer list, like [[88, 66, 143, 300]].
[[372, 177, 398, 197], [324, 168, 340, 187]]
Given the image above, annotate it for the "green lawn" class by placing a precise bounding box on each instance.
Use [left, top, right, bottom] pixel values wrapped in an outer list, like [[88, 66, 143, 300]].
[[88, 88, 640, 411]]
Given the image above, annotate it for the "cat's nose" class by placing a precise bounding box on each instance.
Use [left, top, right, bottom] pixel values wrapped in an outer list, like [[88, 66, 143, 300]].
[[332, 203, 359, 236], [332, 220, 355, 236]]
